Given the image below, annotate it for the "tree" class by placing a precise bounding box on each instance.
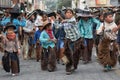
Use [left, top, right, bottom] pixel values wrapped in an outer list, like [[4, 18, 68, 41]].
[[44, 0, 57, 11], [57, 0, 72, 9]]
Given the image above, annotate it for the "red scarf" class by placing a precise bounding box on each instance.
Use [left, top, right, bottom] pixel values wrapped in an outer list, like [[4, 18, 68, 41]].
[[7, 32, 16, 40], [46, 29, 54, 39]]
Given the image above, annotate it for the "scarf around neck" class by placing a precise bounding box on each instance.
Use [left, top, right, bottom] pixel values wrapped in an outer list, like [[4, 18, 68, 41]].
[[6, 32, 16, 40], [46, 29, 54, 39]]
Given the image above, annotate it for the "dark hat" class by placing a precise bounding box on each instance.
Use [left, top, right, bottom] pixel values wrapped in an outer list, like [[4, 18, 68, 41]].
[[103, 12, 113, 19], [48, 12, 56, 17], [9, 4, 21, 18], [4, 23, 16, 31], [57, 9, 65, 19], [35, 9, 42, 15]]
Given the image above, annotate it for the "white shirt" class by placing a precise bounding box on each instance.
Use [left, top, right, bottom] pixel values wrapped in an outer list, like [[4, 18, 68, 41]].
[[23, 20, 34, 32], [34, 15, 42, 27], [97, 21, 118, 40]]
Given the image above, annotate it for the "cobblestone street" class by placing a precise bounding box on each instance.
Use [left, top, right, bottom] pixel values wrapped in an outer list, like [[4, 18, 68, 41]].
[[0, 48, 120, 80]]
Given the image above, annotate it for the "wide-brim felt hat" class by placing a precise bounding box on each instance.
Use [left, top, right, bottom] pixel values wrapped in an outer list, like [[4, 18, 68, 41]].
[[37, 22, 44, 27], [4, 23, 16, 31], [43, 20, 51, 27], [76, 8, 93, 17]]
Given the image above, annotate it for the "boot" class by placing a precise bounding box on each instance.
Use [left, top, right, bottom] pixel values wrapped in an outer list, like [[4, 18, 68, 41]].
[[61, 56, 69, 64]]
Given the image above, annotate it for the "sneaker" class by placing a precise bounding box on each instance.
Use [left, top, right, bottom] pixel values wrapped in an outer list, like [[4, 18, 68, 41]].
[[66, 71, 72, 75], [103, 68, 108, 72], [12, 73, 19, 76], [12, 74, 16, 76], [83, 61, 89, 64]]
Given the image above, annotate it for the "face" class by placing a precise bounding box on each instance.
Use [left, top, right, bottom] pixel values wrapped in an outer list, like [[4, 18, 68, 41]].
[[4, 12, 9, 17], [82, 17, 89, 21], [30, 15, 35, 20], [65, 10, 73, 19], [47, 24, 52, 30], [105, 15, 113, 23], [38, 26, 43, 30], [42, 14, 48, 21], [99, 15, 104, 22], [7, 29, 14, 34], [50, 16, 55, 21]]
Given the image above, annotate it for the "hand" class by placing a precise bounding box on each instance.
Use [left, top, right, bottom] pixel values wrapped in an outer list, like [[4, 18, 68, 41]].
[[102, 26, 105, 31], [18, 49, 21, 55], [0, 34, 4, 40], [62, 20, 67, 23], [51, 39, 57, 43], [36, 40, 40, 44], [112, 27, 118, 33]]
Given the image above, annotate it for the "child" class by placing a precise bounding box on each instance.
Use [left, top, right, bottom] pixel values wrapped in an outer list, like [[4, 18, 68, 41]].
[[23, 14, 35, 59], [40, 21, 56, 72], [97, 12, 118, 71], [115, 16, 120, 64], [62, 9, 81, 75], [1, 23, 20, 76], [78, 10, 100, 64], [33, 22, 43, 62]]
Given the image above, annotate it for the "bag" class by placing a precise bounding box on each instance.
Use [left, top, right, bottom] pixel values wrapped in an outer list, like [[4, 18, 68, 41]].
[[2, 53, 10, 72]]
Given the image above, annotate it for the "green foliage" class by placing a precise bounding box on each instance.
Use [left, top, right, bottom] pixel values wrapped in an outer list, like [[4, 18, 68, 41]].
[[57, 0, 72, 9]]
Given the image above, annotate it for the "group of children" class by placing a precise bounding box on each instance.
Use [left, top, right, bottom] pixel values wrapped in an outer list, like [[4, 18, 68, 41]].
[[1, 7, 120, 76]]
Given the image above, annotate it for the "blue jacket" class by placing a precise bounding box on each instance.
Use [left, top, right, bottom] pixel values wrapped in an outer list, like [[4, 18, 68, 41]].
[[117, 29, 120, 44], [52, 24, 65, 39], [78, 18, 100, 39], [13, 18, 26, 30], [39, 30, 55, 49], [1, 17, 10, 26], [33, 30, 42, 44]]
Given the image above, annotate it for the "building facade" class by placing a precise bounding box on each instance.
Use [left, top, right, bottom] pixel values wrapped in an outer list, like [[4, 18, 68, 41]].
[[0, 0, 12, 8], [72, 0, 120, 9]]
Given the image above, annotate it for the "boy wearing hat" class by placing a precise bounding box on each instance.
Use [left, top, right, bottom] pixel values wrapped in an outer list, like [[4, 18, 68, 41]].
[[23, 14, 35, 59], [78, 9, 100, 64], [40, 21, 57, 72], [62, 9, 81, 75], [0, 23, 20, 76], [33, 22, 43, 62]]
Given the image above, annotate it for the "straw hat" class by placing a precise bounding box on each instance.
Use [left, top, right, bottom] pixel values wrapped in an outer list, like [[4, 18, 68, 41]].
[[42, 20, 51, 30]]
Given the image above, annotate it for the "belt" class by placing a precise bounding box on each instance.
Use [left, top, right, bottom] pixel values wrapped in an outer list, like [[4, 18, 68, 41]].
[[5, 50, 17, 54]]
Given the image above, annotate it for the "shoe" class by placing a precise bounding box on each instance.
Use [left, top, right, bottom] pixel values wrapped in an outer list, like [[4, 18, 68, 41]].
[[36, 59, 40, 62], [103, 68, 108, 72], [57, 59, 60, 64], [66, 71, 72, 75], [12, 73, 19, 76], [60, 60, 65, 65], [12, 74, 16, 76], [83, 61, 89, 64], [61, 56, 69, 64], [103, 65, 111, 72], [106, 65, 112, 71]]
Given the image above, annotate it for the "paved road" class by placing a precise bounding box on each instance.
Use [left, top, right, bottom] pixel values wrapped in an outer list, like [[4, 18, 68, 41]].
[[0, 48, 120, 80]]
